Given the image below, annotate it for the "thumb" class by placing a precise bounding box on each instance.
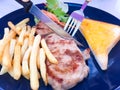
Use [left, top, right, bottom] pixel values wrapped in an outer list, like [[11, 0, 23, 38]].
[[22, 0, 29, 2]]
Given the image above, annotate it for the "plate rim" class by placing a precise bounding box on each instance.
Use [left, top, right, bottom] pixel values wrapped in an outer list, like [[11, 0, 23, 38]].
[[0, 2, 120, 90]]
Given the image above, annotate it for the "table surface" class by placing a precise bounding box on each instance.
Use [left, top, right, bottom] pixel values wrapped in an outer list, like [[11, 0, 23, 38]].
[[0, 0, 120, 20]]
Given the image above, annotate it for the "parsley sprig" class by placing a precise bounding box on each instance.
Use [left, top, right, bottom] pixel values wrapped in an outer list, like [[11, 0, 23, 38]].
[[46, 0, 68, 23]]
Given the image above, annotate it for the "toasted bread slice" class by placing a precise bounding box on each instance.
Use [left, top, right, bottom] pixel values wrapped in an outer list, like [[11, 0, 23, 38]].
[[80, 18, 120, 70]]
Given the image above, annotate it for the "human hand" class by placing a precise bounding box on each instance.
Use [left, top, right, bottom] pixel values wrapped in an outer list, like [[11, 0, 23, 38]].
[[22, 0, 29, 2]]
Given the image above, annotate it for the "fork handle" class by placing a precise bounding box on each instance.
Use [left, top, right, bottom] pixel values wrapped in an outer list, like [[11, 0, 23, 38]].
[[81, 0, 91, 11]]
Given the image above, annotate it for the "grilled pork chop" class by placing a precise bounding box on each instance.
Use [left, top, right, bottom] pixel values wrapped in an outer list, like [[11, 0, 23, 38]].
[[36, 22, 89, 90]]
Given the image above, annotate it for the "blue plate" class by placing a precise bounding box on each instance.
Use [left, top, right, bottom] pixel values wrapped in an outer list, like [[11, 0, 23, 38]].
[[0, 3, 120, 90]]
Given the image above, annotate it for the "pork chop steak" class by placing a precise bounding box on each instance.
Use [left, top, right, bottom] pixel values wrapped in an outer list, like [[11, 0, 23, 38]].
[[36, 22, 89, 90]]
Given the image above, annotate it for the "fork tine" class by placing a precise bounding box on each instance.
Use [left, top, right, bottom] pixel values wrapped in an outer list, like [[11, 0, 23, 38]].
[[69, 19, 77, 34], [64, 16, 72, 31], [71, 21, 81, 36], [67, 18, 75, 33]]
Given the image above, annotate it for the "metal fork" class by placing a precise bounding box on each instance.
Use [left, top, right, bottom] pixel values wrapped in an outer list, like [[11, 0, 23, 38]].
[[64, 0, 91, 37]]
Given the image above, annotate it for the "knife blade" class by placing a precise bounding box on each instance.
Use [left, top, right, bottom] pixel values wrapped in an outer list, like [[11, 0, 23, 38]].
[[15, 0, 83, 46]]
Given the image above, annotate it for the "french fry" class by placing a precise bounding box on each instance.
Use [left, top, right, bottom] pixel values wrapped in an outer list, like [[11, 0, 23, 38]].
[[16, 18, 29, 28], [0, 43, 12, 75], [8, 21, 21, 35], [12, 43, 22, 80], [0, 66, 8, 75], [22, 46, 32, 80], [16, 18, 30, 35], [2, 43, 11, 67], [41, 39, 58, 64], [27, 25, 31, 33], [8, 21, 16, 31], [16, 27, 22, 35], [0, 18, 55, 89], [8, 39, 16, 78], [35, 47, 41, 79], [8, 18, 29, 35], [30, 34, 41, 90], [37, 47, 40, 69], [10, 39, 16, 60], [0, 28, 12, 74], [18, 26, 26, 45], [4, 28, 10, 37], [0, 27, 9, 45], [25, 25, 31, 37], [39, 48, 47, 85], [21, 37, 29, 58], [0, 27, 10, 44], [8, 67, 15, 79], [0, 30, 16, 63], [28, 27, 36, 46]]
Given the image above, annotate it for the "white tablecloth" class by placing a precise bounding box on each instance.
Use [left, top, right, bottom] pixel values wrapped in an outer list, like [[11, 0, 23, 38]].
[[0, 0, 120, 20]]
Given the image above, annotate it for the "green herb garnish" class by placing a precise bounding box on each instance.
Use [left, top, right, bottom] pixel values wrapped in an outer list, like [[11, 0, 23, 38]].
[[46, 0, 68, 23]]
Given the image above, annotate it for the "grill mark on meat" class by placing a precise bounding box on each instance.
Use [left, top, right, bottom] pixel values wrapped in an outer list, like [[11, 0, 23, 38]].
[[36, 22, 90, 90], [55, 61, 79, 73], [64, 49, 84, 62], [47, 60, 80, 84], [46, 48, 83, 84], [58, 39, 72, 45], [44, 34, 89, 90], [36, 22, 53, 35], [47, 66, 63, 83], [46, 37, 73, 45], [50, 48, 59, 55]]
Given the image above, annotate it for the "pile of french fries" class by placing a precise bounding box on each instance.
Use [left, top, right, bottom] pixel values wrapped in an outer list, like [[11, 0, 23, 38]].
[[0, 18, 58, 90]]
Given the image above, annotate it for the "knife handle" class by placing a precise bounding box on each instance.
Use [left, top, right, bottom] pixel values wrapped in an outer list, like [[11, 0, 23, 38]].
[[15, 0, 33, 12]]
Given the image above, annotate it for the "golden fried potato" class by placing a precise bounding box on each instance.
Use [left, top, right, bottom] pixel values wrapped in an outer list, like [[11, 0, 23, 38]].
[[41, 39, 58, 64], [30, 35, 41, 90], [9, 39, 16, 60], [0, 30, 16, 63], [21, 37, 29, 58], [0, 43, 12, 75], [12, 43, 22, 80], [28, 27, 36, 46], [39, 48, 47, 85], [22, 46, 32, 79]]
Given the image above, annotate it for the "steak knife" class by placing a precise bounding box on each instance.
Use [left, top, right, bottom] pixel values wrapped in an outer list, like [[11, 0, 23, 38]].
[[15, 0, 82, 46]]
